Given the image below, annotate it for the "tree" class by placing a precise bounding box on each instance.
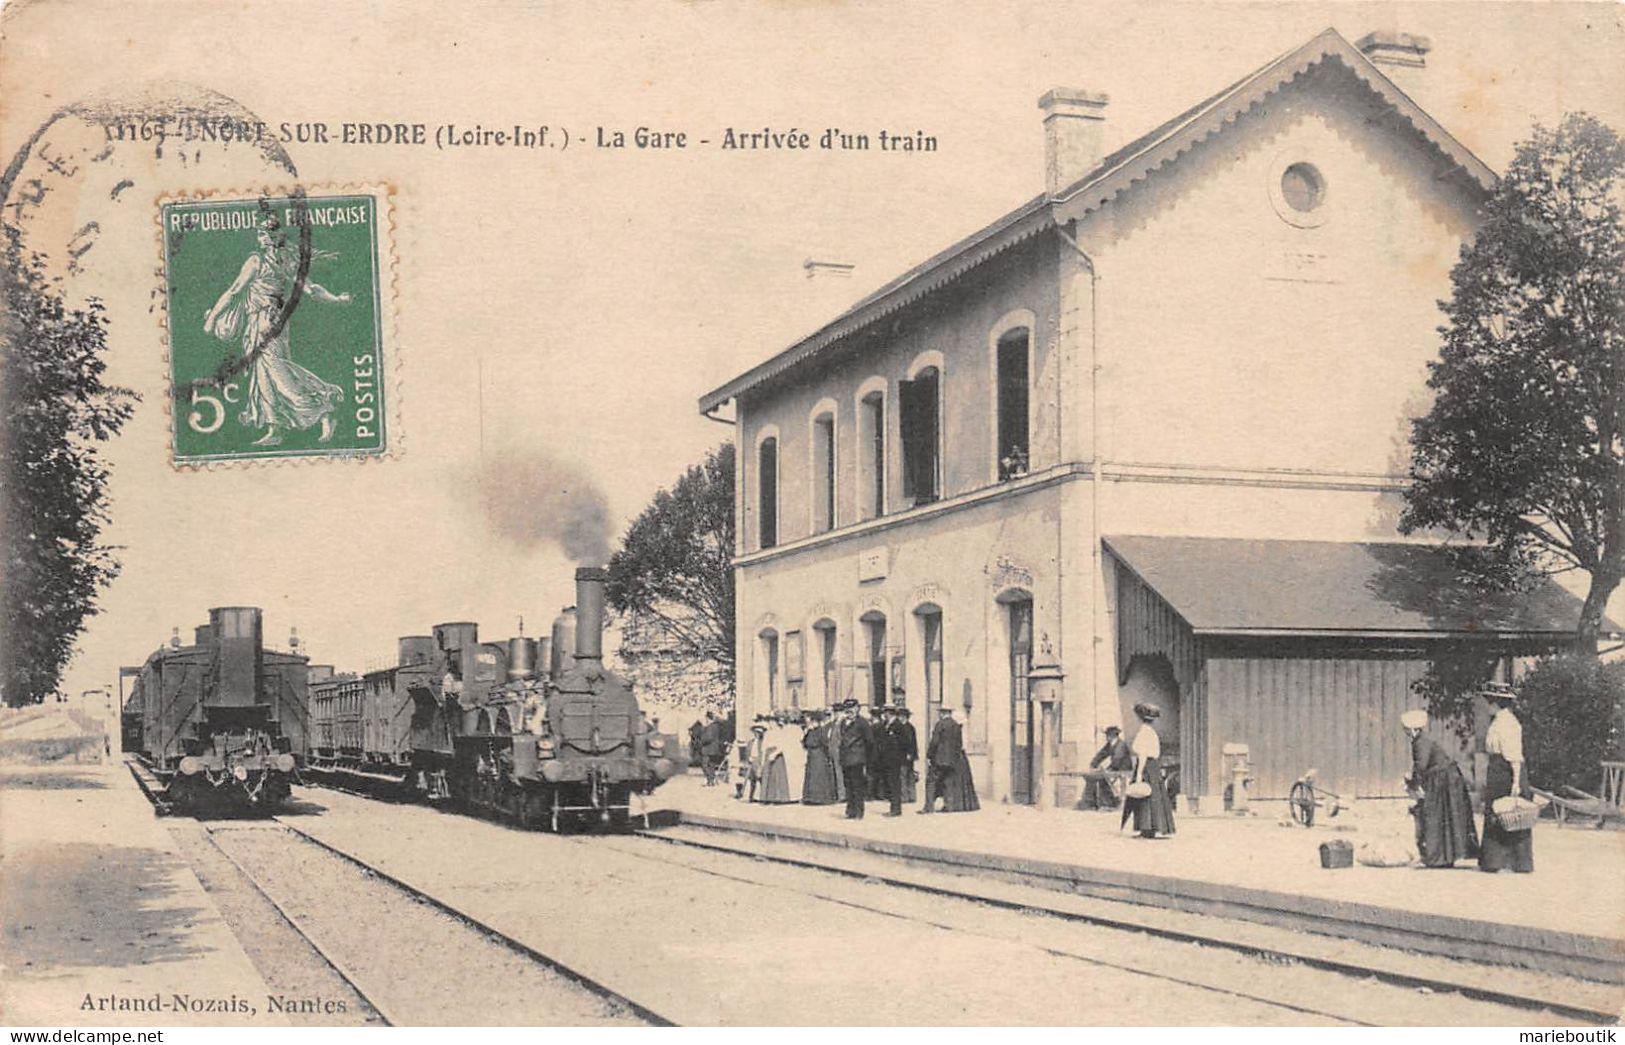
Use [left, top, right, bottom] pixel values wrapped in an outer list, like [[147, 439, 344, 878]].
[[0, 226, 137, 706], [606, 443, 735, 694], [1401, 113, 1625, 655], [1516, 654, 1625, 795]]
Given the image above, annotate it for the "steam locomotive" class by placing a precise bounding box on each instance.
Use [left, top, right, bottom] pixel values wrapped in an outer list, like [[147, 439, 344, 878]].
[[124, 607, 307, 813], [306, 567, 683, 829]]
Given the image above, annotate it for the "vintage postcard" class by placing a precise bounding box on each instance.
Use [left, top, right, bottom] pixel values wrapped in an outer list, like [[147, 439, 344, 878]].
[[2, 0, 1623, 1032]]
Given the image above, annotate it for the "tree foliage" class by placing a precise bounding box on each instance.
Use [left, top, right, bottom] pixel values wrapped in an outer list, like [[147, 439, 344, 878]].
[[1400, 113, 1625, 654], [1, 226, 138, 706], [607, 443, 735, 692], [1517, 653, 1625, 794]]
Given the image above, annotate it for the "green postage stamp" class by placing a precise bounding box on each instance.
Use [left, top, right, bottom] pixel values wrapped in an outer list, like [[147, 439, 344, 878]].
[[160, 189, 394, 464]]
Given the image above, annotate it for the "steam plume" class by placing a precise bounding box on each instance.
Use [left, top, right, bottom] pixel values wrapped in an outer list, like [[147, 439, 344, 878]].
[[470, 450, 612, 565]]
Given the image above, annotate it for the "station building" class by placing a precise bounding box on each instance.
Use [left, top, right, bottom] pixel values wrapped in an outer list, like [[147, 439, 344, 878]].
[[698, 29, 1593, 809]]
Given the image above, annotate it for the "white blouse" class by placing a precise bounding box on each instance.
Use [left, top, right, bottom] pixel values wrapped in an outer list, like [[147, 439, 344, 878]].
[[1485, 707, 1524, 763], [1131, 722, 1161, 763]]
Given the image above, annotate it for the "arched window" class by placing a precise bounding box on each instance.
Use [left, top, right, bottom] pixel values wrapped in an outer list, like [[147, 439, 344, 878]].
[[900, 361, 941, 507], [856, 377, 887, 520], [810, 401, 837, 533], [861, 611, 889, 708], [757, 436, 779, 549], [759, 628, 781, 711], [914, 605, 943, 722], [813, 618, 839, 707], [996, 327, 1031, 480]]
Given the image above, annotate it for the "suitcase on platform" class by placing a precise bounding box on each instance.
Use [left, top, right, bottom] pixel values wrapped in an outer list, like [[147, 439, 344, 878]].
[[1319, 839, 1354, 869]]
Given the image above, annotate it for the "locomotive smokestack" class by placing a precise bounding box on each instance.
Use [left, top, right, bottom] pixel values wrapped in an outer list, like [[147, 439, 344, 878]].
[[574, 566, 607, 662]]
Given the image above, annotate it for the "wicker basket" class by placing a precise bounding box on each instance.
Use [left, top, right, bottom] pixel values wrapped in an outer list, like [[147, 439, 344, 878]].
[[1125, 781, 1152, 800], [1492, 796, 1539, 832]]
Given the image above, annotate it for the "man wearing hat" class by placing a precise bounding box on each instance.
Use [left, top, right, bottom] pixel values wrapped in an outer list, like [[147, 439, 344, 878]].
[[893, 706, 919, 805], [874, 705, 907, 816], [1082, 725, 1133, 810], [836, 700, 875, 819], [922, 705, 964, 813]]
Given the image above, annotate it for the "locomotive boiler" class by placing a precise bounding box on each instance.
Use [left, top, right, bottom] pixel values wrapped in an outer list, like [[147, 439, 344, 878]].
[[307, 567, 683, 828], [125, 607, 308, 813]]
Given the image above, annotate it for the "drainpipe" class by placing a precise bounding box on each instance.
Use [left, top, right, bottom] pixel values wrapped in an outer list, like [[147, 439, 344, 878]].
[[1058, 225, 1103, 748]]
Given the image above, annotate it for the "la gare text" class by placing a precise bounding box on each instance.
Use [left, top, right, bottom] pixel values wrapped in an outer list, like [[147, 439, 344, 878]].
[[101, 118, 938, 154]]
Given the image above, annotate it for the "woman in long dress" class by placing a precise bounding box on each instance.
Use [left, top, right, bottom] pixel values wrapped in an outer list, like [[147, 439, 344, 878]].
[[1401, 709, 1479, 867], [759, 720, 793, 804], [1478, 682, 1534, 873], [1122, 702, 1176, 838], [801, 713, 839, 805], [204, 218, 348, 447]]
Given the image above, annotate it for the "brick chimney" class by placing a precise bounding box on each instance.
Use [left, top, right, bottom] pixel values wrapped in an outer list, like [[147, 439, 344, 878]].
[[1356, 30, 1430, 91], [1039, 88, 1109, 197]]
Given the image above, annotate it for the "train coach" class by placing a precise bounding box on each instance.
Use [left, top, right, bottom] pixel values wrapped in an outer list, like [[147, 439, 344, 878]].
[[308, 567, 684, 828], [125, 607, 308, 813]]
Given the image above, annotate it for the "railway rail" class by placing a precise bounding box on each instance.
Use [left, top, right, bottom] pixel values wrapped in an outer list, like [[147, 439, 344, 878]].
[[132, 773, 1619, 1026], [620, 822, 1622, 1026]]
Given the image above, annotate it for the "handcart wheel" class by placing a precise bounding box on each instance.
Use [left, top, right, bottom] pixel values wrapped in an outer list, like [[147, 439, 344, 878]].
[[1289, 780, 1316, 827]]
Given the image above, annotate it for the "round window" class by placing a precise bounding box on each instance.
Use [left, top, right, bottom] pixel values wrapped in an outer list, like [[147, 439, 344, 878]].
[[1280, 163, 1325, 213]]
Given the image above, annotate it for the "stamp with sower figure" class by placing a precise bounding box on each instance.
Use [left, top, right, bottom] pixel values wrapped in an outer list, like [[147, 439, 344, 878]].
[[160, 189, 393, 464]]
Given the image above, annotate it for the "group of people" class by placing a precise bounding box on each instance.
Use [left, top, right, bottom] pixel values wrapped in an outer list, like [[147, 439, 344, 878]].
[[1403, 680, 1535, 873], [728, 701, 980, 819]]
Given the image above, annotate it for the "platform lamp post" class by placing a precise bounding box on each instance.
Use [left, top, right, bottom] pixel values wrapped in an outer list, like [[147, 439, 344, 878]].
[[1028, 633, 1065, 810]]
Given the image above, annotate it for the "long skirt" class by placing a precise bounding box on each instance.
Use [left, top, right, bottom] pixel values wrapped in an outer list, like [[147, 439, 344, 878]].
[[1413, 763, 1479, 867], [944, 753, 980, 812], [1479, 755, 1533, 873], [760, 755, 793, 804], [1123, 757, 1176, 836], [802, 749, 839, 805]]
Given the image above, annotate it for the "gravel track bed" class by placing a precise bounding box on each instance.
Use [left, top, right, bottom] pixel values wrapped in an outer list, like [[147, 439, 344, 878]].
[[203, 822, 646, 1026], [166, 820, 381, 1026], [601, 831, 1577, 1026]]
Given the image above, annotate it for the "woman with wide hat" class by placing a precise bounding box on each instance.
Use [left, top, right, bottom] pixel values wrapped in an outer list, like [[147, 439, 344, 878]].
[[1401, 709, 1479, 867], [1122, 702, 1175, 838], [1478, 681, 1534, 873]]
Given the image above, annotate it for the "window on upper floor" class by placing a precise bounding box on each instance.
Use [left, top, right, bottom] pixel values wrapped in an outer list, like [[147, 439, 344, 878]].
[[812, 411, 836, 533], [758, 436, 779, 549], [859, 389, 886, 519], [899, 366, 941, 507], [997, 328, 1030, 481]]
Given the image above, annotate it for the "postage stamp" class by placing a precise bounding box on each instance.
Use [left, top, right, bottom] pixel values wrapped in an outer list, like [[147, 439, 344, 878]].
[[159, 188, 394, 464]]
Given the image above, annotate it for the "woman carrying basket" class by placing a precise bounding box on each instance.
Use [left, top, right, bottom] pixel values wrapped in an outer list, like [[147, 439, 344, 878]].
[[1478, 682, 1534, 873], [1121, 702, 1175, 839]]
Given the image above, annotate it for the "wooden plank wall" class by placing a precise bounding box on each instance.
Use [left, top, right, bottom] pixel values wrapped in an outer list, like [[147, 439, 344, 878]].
[[1204, 655, 1472, 799]]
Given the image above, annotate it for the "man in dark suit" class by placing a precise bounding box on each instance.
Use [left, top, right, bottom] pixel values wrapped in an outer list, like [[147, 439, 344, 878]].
[[699, 711, 722, 786], [1083, 725, 1134, 810], [922, 706, 963, 813], [837, 700, 875, 819], [894, 706, 919, 805], [875, 705, 906, 816]]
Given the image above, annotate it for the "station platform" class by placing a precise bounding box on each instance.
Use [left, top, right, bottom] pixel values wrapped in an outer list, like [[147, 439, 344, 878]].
[[653, 774, 1625, 984], [0, 762, 283, 1027]]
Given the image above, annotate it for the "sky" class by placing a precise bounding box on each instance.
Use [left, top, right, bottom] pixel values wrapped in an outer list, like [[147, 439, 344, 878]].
[[2, 0, 1623, 700]]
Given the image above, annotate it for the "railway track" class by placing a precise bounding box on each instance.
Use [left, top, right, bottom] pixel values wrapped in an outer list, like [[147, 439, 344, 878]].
[[131, 774, 1619, 1025], [623, 822, 1623, 1025]]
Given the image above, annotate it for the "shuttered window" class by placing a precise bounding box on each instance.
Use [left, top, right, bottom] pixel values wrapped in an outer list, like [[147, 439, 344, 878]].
[[899, 367, 940, 506]]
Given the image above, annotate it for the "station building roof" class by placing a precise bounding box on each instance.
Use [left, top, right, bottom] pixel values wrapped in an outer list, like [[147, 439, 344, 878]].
[[698, 28, 1495, 415], [1105, 535, 1613, 640]]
